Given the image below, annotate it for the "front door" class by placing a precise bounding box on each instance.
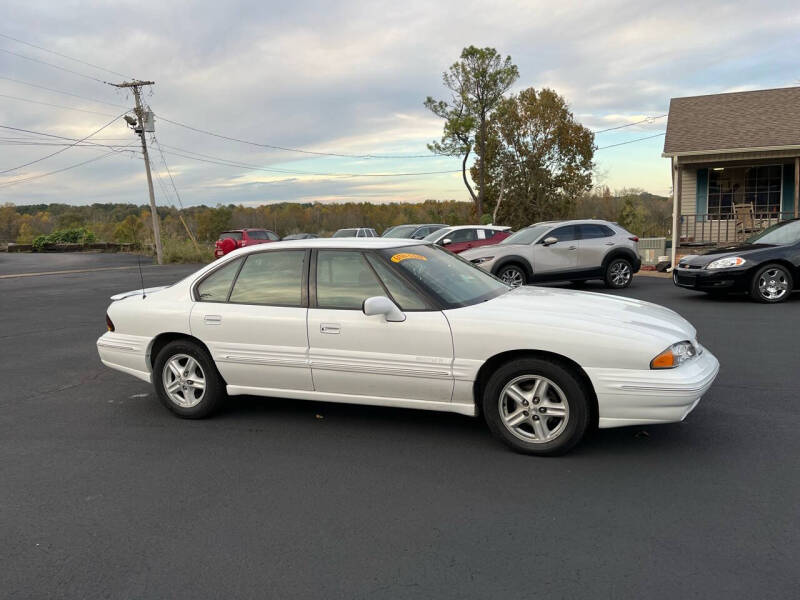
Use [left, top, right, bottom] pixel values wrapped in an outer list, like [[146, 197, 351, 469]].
[[190, 250, 313, 392], [307, 249, 453, 403], [532, 225, 580, 276]]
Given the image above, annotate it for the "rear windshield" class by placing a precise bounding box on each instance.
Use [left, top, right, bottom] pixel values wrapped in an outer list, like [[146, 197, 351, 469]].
[[220, 232, 243, 241]]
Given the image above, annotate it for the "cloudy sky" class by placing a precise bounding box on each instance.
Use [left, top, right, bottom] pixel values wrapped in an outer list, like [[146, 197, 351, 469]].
[[1, 0, 798, 207]]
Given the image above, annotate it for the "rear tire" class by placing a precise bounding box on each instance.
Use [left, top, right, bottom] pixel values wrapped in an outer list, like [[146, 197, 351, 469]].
[[497, 264, 527, 287], [153, 339, 226, 418], [749, 263, 793, 303], [604, 258, 633, 289], [482, 358, 590, 456]]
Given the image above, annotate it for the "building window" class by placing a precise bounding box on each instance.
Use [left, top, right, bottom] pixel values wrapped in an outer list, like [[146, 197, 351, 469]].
[[708, 165, 782, 218]]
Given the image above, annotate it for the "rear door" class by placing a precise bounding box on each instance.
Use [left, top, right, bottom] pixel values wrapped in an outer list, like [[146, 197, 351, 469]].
[[531, 225, 580, 276], [307, 249, 453, 403], [577, 223, 616, 270], [190, 250, 313, 392]]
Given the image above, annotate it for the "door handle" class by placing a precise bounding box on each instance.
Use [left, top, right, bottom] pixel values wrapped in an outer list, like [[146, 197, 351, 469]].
[[568, 245, 577, 250], [320, 323, 340, 334], [203, 314, 222, 325], [604, 242, 615, 246]]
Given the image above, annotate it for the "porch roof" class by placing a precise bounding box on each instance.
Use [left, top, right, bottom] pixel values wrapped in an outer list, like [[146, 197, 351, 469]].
[[663, 87, 800, 157]]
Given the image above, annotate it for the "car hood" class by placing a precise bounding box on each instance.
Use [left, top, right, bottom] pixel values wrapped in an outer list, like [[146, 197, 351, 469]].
[[679, 243, 774, 266], [452, 286, 696, 342]]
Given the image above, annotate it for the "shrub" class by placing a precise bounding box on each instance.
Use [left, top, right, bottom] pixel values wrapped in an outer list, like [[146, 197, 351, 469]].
[[32, 227, 96, 251], [161, 237, 214, 264]]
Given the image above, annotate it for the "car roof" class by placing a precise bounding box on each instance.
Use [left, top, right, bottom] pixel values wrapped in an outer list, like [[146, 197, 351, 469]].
[[228, 237, 423, 255], [527, 219, 616, 228], [440, 224, 509, 231]]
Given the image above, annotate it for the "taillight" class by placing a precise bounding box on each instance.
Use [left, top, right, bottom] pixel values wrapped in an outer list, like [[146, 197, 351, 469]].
[[105, 313, 115, 332], [629, 236, 639, 242]]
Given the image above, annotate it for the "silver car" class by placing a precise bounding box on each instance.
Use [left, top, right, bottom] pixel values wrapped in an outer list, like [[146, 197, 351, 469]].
[[460, 219, 641, 289]]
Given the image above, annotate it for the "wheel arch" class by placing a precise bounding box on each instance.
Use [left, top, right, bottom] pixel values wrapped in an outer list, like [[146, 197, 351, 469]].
[[601, 247, 638, 269], [472, 349, 599, 428], [491, 256, 533, 279], [749, 258, 798, 284], [148, 332, 216, 374]]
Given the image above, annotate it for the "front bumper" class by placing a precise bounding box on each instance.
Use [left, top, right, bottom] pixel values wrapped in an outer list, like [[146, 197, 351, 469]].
[[585, 347, 719, 428], [672, 266, 750, 291]]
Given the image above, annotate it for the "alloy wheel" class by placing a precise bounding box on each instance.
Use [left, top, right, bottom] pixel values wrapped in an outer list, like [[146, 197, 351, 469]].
[[609, 260, 632, 287], [498, 375, 569, 443], [758, 268, 789, 301], [162, 353, 206, 408], [500, 267, 524, 287]]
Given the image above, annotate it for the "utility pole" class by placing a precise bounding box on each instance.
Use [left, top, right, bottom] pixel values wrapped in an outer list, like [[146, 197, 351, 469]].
[[112, 80, 163, 265]]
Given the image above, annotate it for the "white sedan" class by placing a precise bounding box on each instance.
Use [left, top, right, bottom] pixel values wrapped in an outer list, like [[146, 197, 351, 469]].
[[97, 238, 719, 455]]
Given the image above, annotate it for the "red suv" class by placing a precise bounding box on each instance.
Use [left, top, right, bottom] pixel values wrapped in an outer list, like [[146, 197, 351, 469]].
[[214, 229, 280, 258]]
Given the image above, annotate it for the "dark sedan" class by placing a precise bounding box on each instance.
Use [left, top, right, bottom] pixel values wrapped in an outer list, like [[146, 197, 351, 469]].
[[673, 218, 800, 303]]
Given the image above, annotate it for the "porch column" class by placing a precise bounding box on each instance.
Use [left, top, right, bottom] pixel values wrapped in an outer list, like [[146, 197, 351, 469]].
[[794, 157, 799, 218], [669, 157, 680, 271]]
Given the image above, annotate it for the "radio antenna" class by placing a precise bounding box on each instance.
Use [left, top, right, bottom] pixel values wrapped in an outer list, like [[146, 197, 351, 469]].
[[137, 253, 146, 299]]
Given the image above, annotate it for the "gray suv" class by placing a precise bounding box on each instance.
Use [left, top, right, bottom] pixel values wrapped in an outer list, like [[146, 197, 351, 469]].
[[460, 219, 641, 288]]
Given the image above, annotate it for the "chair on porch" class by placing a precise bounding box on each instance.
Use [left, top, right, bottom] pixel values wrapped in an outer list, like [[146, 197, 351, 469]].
[[733, 203, 759, 242]]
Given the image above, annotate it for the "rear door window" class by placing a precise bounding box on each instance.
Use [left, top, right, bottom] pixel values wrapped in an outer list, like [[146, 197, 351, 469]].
[[220, 232, 243, 241], [229, 251, 306, 306], [579, 224, 614, 239]]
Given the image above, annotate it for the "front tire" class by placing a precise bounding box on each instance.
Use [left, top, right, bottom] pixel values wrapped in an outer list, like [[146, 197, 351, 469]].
[[153, 340, 226, 418], [604, 258, 633, 289], [750, 263, 793, 303], [498, 264, 526, 287], [482, 358, 590, 456]]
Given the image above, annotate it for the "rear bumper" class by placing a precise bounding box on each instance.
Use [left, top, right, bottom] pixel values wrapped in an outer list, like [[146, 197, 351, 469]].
[[97, 332, 152, 383], [672, 266, 750, 291], [586, 348, 719, 428]]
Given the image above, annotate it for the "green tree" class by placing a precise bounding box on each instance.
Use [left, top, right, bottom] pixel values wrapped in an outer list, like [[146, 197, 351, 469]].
[[476, 87, 595, 228], [114, 215, 145, 244], [425, 46, 518, 217]]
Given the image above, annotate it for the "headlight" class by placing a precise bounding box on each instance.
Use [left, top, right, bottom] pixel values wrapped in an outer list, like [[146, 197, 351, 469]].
[[650, 341, 698, 369], [706, 256, 746, 269], [471, 256, 494, 264]]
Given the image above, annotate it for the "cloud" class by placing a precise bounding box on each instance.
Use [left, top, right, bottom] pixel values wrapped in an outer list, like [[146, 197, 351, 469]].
[[1, 0, 798, 205]]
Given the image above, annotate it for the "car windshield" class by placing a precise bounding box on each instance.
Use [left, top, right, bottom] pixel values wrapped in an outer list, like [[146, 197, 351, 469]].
[[423, 227, 453, 242], [383, 225, 419, 238], [501, 224, 552, 245], [746, 219, 800, 245], [333, 229, 356, 238], [379, 244, 508, 308]]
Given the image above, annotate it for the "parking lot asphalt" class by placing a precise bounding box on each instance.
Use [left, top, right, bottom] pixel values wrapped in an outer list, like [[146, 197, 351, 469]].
[[1, 253, 798, 599]]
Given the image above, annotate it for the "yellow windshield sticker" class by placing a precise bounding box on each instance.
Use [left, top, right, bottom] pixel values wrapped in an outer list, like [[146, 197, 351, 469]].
[[391, 252, 427, 263]]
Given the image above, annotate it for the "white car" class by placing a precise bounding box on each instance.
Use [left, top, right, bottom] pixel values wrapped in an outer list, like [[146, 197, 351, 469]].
[[97, 239, 719, 455]]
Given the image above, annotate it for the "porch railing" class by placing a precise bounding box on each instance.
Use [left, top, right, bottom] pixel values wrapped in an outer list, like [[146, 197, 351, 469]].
[[679, 211, 795, 246]]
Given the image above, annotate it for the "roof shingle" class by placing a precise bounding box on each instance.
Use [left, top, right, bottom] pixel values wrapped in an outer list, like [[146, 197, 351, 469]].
[[663, 87, 800, 155]]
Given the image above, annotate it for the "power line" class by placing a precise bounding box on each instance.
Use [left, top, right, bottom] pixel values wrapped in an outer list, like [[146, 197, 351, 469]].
[[596, 132, 665, 150], [592, 114, 667, 134], [159, 144, 461, 177], [0, 112, 128, 174], [0, 92, 119, 117], [0, 47, 113, 85], [0, 147, 136, 189], [0, 75, 129, 108], [0, 32, 133, 79], [156, 114, 439, 159], [150, 135, 186, 209]]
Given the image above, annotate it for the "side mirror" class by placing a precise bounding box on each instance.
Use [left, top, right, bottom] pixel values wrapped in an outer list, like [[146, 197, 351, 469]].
[[362, 296, 406, 322], [542, 236, 558, 246], [441, 238, 452, 246]]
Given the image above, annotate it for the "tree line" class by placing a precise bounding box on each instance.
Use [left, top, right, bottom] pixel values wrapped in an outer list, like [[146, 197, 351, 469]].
[[0, 188, 670, 249]]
